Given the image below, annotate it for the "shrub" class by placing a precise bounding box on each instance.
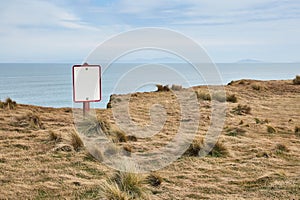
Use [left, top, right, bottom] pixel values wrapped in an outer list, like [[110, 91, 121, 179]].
[[232, 104, 251, 115], [226, 94, 238, 103], [171, 84, 183, 91], [156, 84, 170, 92], [267, 125, 277, 133], [0, 101, 4, 109], [292, 75, 300, 85], [146, 173, 163, 187], [196, 91, 211, 101]]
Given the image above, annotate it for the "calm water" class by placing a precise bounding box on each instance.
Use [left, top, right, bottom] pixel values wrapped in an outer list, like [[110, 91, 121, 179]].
[[0, 63, 299, 108]]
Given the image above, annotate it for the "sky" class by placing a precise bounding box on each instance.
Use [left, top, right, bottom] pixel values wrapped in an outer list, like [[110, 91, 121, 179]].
[[0, 0, 299, 63]]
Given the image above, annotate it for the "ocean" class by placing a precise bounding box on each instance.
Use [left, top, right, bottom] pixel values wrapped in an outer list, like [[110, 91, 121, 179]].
[[0, 63, 299, 108]]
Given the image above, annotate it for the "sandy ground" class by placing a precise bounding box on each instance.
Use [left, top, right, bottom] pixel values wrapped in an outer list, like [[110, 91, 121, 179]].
[[0, 79, 299, 199]]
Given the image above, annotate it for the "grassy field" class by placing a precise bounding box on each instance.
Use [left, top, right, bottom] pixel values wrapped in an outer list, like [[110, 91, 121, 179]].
[[0, 79, 299, 199]]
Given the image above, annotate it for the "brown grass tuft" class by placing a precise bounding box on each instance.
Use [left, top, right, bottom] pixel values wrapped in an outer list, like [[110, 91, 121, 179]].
[[274, 143, 289, 154], [251, 83, 262, 91], [208, 141, 229, 157], [146, 173, 163, 187], [0, 98, 17, 110], [99, 180, 130, 200], [13, 112, 44, 129], [48, 131, 61, 142], [127, 135, 138, 142], [110, 126, 128, 143], [226, 94, 238, 103], [196, 91, 211, 101], [184, 138, 203, 156], [69, 130, 84, 151], [292, 75, 300, 85], [226, 127, 246, 136], [111, 170, 148, 199], [295, 126, 300, 136], [232, 104, 251, 115], [267, 125, 277, 133]]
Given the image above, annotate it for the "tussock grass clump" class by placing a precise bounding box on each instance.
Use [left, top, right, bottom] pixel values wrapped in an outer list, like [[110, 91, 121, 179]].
[[100, 180, 131, 200], [146, 173, 163, 187], [295, 126, 300, 136], [208, 141, 229, 157], [196, 91, 211, 101], [184, 138, 203, 156], [292, 75, 300, 85], [77, 117, 111, 136], [226, 94, 238, 103], [48, 131, 61, 142], [110, 126, 128, 143], [171, 84, 183, 91], [274, 143, 289, 154], [254, 118, 269, 124], [184, 139, 228, 158], [226, 127, 246, 136], [127, 135, 138, 142], [70, 130, 84, 151], [13, 112, 44, 129], [251, 83, 262, 91], [107, 170, 148, 199], [156, 84, 170, 92], [267, 125, 277, 133], [0, 98, 17, 109], [232, 104, 251, 115]]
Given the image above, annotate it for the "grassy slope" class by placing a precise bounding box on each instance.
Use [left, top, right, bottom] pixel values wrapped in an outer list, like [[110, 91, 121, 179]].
[[0, 79, 299, 199]]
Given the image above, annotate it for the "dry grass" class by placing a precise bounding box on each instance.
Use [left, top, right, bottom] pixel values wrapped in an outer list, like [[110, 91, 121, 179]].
[[1, 79, 300, 199], [0, 98, 17, 109], [110, 126, 128, 143], [232, 104, 251, 115], [100, 180, 131, 200], [292, 75, 300, 85], [208, 141, 229, 157], [226, 127, 246, 136], [251, 83, 262, 91], [184, 138, 203, 156], [108, 170, 148, 199], [267, 125, 277, 133], [274, 143, 289, 154], [70, 130, 84, 151], [146, 173, 163, 187], [12, 112, 44, 129], [196, 91, 211, 101], [226, 94, 238, 103], [295, 126, 300, 136]]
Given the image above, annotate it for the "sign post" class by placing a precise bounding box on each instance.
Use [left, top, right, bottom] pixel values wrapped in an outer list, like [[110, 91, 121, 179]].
[[72, 63, 101, 116]]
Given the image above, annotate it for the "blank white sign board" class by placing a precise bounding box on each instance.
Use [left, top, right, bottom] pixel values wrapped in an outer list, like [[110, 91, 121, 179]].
[[73, 65, 101, 102]]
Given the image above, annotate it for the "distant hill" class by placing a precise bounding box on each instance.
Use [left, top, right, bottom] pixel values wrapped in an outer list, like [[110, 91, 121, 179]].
[[236, 59, 264, 63]]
